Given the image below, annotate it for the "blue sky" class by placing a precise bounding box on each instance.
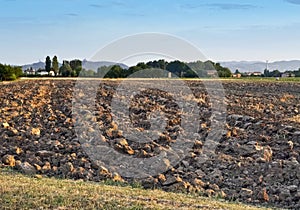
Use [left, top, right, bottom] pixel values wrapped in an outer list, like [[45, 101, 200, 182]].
[[0, 0, 300, 65]]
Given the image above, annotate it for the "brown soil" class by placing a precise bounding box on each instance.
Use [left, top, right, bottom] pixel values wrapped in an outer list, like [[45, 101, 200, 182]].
[[1, 79, 299, 209]]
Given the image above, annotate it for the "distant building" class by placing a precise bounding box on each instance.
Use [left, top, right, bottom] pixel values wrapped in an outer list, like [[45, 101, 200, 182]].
[[232, 73, 241, 78], [36, 70, 55, 76], [244, 72, 262, 77], [252, 72, 262, 76], [24, 68, 36, 75], [206, 70, 218, 77], [281, 72, 295, 78], [36, 71, 48, 76]]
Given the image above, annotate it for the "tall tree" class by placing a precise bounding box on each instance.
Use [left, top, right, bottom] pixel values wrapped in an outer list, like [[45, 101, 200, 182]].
[[70, 59, 82, 76], [59, 60, 72, 77], [235, 69, 241, 74], [45, 56, 51, 74], [52, 56, 59, 76], [263, 69, 270, 77], [70, 59, 82, 70]]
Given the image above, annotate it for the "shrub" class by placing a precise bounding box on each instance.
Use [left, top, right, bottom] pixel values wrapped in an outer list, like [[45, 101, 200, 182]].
[[7, 73, 17, 81], [0, 64, 22, 81]]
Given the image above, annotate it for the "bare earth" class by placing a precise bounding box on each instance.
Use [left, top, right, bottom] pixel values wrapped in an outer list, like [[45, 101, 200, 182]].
[[1, 78, 299, 209]]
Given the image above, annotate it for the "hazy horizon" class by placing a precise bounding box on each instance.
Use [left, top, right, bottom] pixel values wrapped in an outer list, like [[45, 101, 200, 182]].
[[18, 58, 300, 68]]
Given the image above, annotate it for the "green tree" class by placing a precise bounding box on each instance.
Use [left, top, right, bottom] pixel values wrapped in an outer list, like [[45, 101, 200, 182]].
[[104, 65, 124, 78], [13, 66, 22, 78], [204, 61, 215, 70], [52, 56, 59, 76], [263, 69, 270, 77], [166, 60, 188, 77], [80, 69, 95, 77], [146, 60, 167, 69], [183, 69, 198, 78], [97, 66, 110, 77], [187, 61, 208, 77], [0, 64, 22, 81], [59, 61, 72, 77], [69, 59, 82, 77], [45, 56, 51, 74], [272, 70, 281, 77], [294, 68, 300, 77], [136, 62, 148, 69], [214, 62, 232, 77], [217, 68, 232, 77], [235, 69, 241, 74], [127, 65, 143, 76]]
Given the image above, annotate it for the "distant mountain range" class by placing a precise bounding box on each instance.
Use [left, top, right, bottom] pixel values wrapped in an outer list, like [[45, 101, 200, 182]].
[[22, 60, 128, 71], [220, 60, 300, 72], [22, 61, 45, 71]]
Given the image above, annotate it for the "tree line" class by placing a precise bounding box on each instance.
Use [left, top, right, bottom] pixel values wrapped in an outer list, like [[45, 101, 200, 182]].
[[99, 60, 232, 78], [41, 56, 300, 78], [0, 63, 22, 81], [263, 68, 300, 77], [5, 55, 300, 81], [16, 56, 234, 80], [26, 56, 232, 78]]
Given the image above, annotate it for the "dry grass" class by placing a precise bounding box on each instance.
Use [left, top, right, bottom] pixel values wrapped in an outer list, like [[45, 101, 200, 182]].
[[0, 168, 272, 210]]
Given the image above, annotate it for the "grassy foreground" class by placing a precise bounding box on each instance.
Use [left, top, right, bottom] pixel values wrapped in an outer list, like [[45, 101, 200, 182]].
[[0, 169, 271, 210]]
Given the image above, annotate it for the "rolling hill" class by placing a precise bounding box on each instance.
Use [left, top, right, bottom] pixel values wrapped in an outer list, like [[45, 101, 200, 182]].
[[220, 60, 300, 72]]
